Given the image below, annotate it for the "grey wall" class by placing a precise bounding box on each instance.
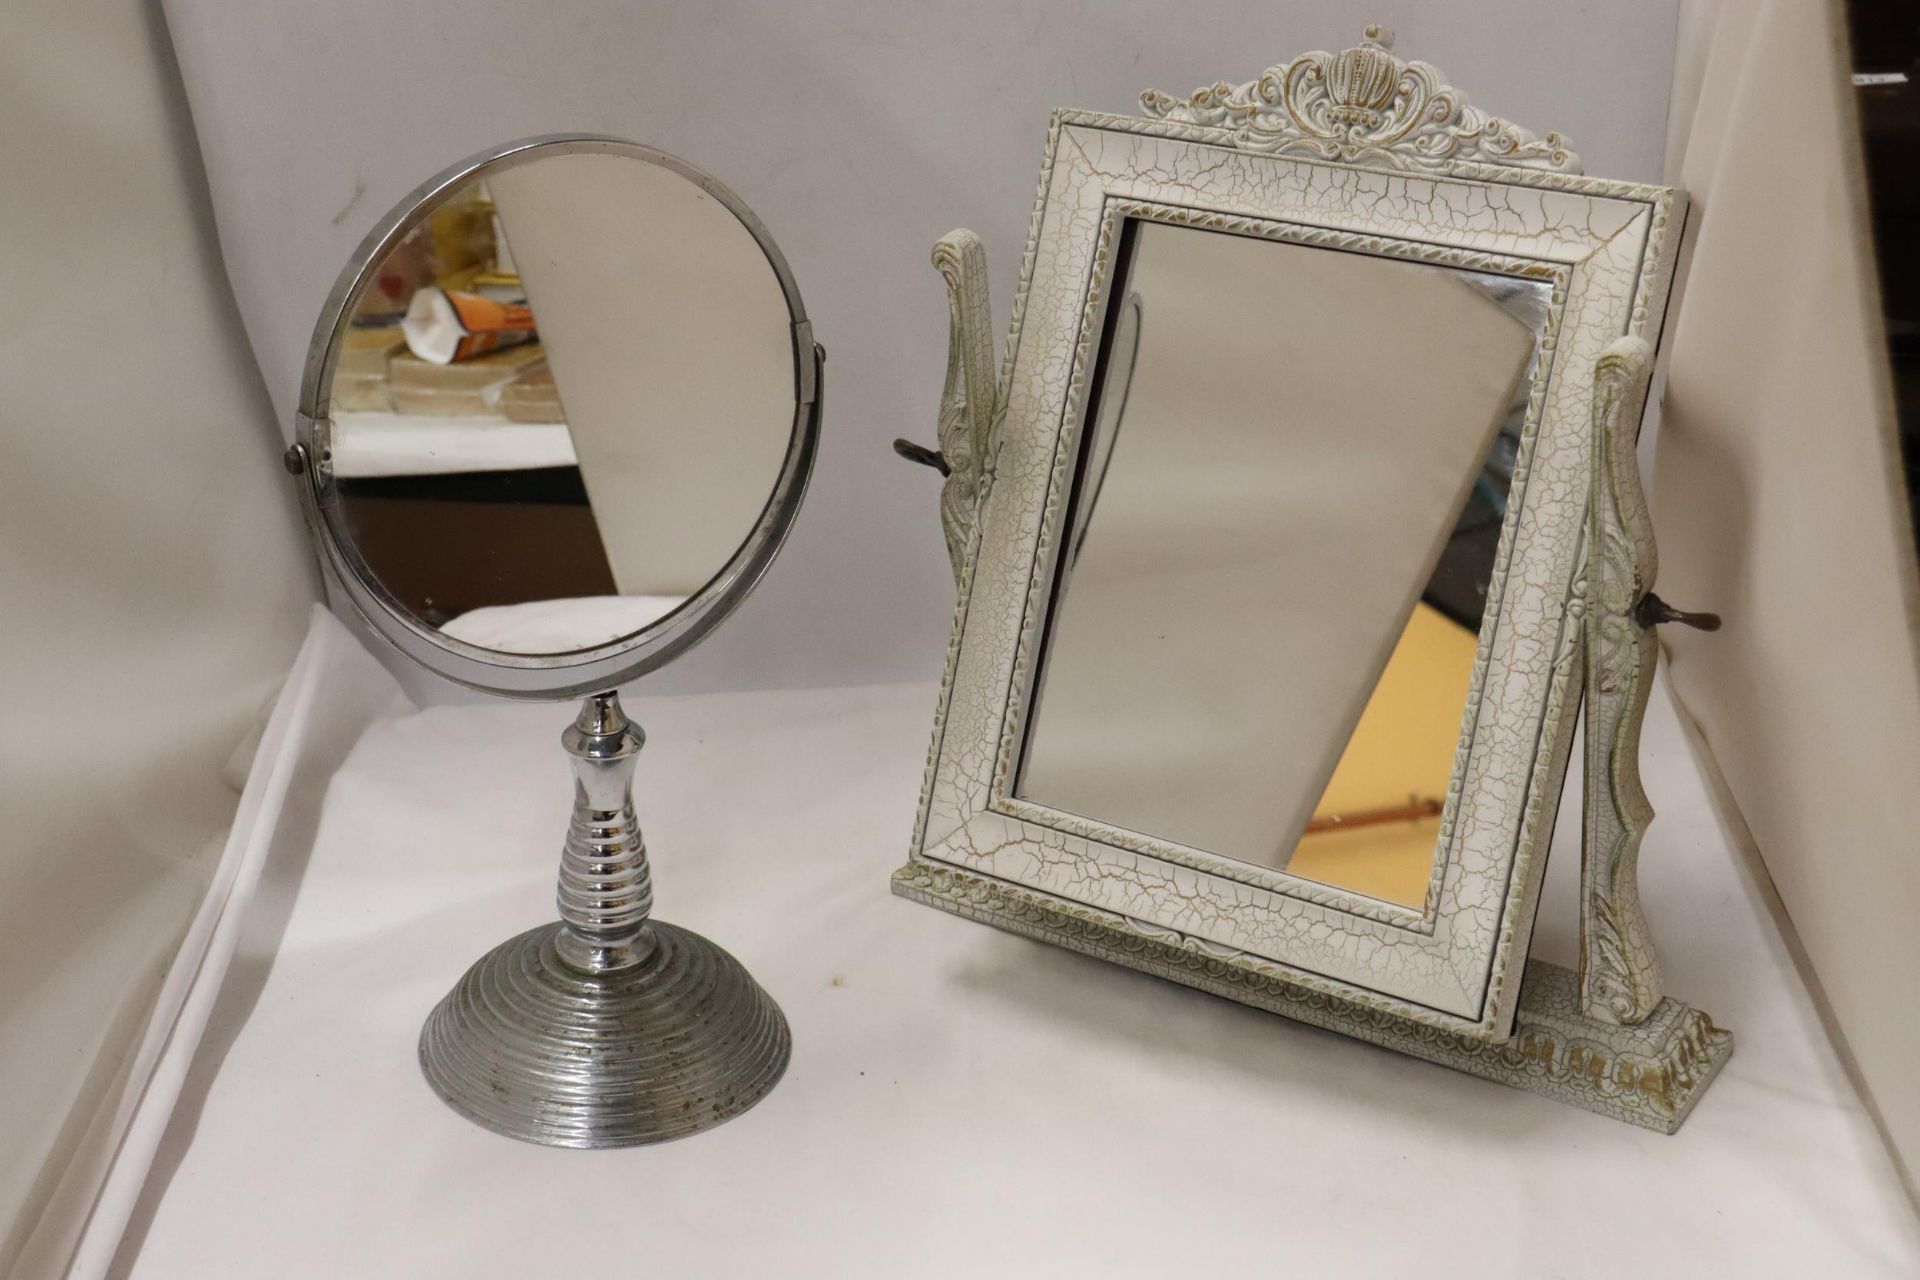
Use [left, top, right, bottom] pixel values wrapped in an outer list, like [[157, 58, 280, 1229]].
[[160, 0, 1681, 694]]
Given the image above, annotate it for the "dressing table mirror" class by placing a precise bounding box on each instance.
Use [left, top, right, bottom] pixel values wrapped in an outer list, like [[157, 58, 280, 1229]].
[[894, 29, 1731, 1130], [286, 135, 821, 1146]]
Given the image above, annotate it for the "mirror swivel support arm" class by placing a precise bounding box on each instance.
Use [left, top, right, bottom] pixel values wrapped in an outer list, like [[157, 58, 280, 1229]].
[[893, 229, 1000, 583], [1579, 335, 1676, 1027]]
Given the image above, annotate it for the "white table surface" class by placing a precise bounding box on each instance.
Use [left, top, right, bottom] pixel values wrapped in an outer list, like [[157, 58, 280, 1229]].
[[329, 413, 575, 478], [112, 672, 1920, 1277]]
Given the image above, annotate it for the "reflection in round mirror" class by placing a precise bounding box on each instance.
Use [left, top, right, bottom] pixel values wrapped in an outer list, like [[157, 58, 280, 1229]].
[[296, 135, 818, 697]]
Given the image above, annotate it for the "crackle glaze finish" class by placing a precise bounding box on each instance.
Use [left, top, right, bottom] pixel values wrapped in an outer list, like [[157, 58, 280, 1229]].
[[907, 75, 1686, 1041], [893, 861, 1732, 1132]]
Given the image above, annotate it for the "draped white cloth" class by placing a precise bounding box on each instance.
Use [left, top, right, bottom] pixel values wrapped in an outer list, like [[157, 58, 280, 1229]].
[[0, 1, 312, 1271], [1654, 0, 1920, 1190], [98, 635, 1920, 1276], [56, 613, 406, 1279]]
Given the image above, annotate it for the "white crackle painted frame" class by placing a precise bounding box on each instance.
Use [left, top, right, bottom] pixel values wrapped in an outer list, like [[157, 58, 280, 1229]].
[[908, 81, 1685, 1042]]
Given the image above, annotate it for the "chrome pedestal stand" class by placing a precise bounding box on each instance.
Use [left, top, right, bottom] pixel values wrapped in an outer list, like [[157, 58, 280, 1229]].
[[420, 692, 790, 1146]]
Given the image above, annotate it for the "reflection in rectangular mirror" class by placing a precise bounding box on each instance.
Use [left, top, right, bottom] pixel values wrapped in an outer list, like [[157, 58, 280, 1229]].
[[1014, 219, 1551, 908]]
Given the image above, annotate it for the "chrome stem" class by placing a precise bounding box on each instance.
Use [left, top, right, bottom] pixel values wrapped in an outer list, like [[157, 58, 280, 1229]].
[[553, 692, 656, 973]]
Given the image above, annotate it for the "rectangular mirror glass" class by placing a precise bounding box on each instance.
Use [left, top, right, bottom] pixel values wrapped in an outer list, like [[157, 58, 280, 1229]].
[[1014, 219, 1551, 909]]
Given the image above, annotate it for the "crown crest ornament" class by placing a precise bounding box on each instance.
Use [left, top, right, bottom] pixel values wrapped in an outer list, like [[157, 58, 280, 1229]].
[[1140, 26, 1581, 174], [1324, 29, 1401, 126]]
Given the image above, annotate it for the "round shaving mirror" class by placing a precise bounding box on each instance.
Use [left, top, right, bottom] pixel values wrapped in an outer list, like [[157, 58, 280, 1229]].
[[288, 135, 821, 1147]]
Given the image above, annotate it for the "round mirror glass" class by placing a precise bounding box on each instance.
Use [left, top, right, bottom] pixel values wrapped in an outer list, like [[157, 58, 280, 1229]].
[[298, 136, 816, 696]]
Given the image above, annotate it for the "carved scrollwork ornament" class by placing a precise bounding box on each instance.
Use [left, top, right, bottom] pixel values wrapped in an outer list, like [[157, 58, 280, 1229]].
[[1582, 336, 1664, 1026], [1141, 26, 1582, 175], [931, 231, 1000, 582]]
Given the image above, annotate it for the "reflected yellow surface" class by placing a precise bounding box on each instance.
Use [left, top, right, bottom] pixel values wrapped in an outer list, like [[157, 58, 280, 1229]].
[[1284, 603, 1479, 907]]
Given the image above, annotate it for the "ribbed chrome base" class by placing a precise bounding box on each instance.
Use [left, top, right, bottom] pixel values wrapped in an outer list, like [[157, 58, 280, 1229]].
[[419, 919, 791, 1147]]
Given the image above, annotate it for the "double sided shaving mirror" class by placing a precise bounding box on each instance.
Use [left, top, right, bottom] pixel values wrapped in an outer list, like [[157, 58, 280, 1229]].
[[287, 135, 821, 1146], [895, 28, 1732, 1130]]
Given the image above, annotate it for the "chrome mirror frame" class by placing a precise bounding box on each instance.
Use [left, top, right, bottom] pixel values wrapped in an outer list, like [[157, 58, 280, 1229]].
[[287, 133, 821, 699]]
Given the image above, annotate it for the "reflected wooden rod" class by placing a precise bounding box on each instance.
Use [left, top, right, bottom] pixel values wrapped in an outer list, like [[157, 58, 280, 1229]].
[[1303, 796, 1444, 834]]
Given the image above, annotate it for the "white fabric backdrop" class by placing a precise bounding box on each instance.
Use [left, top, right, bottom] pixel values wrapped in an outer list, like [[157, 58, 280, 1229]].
[[51, 611, 405, 1280], [156, 0, 1683, 697], [0, 1, 313, 1271], [1655, 0, 1920, 1192]]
